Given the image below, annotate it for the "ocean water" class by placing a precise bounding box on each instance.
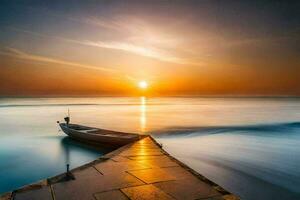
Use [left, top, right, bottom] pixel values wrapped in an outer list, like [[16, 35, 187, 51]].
[[0, 97, 300, 200]]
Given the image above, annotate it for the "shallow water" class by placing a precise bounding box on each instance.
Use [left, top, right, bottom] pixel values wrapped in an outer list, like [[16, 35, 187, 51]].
[[0, 97, 300, 199]]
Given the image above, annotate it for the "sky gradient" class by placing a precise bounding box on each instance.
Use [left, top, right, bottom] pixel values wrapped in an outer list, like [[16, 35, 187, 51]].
[[0, 0, 299, 96]]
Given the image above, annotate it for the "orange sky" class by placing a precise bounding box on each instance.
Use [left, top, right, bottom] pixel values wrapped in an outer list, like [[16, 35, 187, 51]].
[[0, 1, 299, 96]]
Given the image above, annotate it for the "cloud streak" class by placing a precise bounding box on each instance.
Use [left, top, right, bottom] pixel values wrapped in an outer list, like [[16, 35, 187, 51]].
[[1, 47, 119, 73], [79, 16, 200, 65], [7, 23, 201, 66], [80, 40, 195, 65]]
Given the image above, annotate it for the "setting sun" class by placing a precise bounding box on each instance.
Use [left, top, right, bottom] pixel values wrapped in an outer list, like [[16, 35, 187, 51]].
[[138, 81, 148, 89]]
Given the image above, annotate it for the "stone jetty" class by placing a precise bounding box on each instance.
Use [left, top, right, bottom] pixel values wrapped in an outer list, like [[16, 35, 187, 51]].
[[1, 136, 239, 200]]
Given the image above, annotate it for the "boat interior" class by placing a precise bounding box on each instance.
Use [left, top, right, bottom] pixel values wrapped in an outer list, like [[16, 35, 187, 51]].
[[64, 123, 139, 138]]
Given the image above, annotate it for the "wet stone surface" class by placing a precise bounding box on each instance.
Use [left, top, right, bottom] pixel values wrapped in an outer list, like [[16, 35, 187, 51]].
[[13, 186, 52, 200], [5, 136, 239, 200]]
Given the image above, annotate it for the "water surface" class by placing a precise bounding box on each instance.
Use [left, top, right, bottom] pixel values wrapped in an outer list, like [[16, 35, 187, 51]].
[[0, 97, 300, 200]]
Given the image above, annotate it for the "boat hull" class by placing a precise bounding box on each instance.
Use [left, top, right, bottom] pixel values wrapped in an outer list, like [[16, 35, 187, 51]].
[[59, 123, 140, 146]]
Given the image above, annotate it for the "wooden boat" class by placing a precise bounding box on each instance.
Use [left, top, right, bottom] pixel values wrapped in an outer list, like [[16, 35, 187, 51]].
[[59, 122, 140, 146]]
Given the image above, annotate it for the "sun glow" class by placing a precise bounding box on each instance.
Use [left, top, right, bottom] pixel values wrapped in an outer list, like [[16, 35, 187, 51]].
[[138, 81, 148, 89]]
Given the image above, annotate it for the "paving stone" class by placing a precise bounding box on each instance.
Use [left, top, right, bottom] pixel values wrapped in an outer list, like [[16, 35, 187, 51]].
[[128, 139, 158, 147], [200, 195, 240, 200], [94, 190, 128, 200], [14, 186, 52, 200], [53, 170, 144, 200], [136, 157, 179, 168], [127, 155, 167, 160], [121, 184, 174, 200], [128, 143, 158, 148], [130, 145, 158, 150], [73, 166, 102, 177], [132, 145, 149, 149], [154, 179, 221, 200], [119, 149, 164, 156], [52, 168, 103, 200], [158, 166, 197, 180], [94, 160, 151, 175], [200, 196, 225, 200], [111, 156, 132, 162], [96, 172, 145, 192], [131, 144, 158, 148], [127, 168, 176, 184], [111, 154, 178, 168]]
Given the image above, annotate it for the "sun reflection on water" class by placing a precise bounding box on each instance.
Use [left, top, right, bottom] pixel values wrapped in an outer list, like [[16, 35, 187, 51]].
[[140, 96, 147, 134]]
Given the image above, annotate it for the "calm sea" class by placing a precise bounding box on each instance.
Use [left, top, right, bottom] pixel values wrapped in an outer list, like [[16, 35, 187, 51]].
[[0, 97, 300, 199]]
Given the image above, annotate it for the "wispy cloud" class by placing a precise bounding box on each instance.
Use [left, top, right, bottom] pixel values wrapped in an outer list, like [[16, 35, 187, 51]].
[[22, 8, 184, 64], [79, 16, 198, 65], [7, 16, 200, 66], [1, 47, 118, 73], [80, 40, 196, 65]]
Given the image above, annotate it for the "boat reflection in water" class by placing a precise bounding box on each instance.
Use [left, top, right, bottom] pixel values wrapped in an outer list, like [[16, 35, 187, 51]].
[[59, 136, 115, 170]]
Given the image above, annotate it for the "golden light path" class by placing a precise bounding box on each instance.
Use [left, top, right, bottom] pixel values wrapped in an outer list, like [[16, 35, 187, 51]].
[[140, 96, 147, 133]]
